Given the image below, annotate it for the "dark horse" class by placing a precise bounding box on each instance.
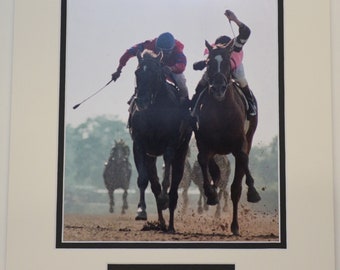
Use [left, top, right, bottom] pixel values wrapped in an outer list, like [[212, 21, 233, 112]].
[[103, 139, 132, 214], [193, 41, 261, 235], [129, 49, 192, 232]]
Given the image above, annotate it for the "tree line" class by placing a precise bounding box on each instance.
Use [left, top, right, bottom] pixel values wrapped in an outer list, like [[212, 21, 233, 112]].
[[63, 115, 281, 212]]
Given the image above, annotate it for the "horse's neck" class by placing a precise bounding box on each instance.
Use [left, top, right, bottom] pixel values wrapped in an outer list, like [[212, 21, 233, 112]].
[[203, 85, 245, 117], [153, 83, 179, 108]]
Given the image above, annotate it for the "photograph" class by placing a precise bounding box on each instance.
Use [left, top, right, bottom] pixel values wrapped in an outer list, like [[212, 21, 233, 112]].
[[57, 0, 285, 248]]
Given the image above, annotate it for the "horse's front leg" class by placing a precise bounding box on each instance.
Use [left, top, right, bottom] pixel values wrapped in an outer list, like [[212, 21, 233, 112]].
[[167, 154, 186, 233], [133, 142, 148, 220], [159, 147, 177, 210], [108, 189, 114, 213], [230, 151, 249, 235], [136, 177, 147, 220], [198, 152, 218, 205], [121, 190, 128, 214], [157, 154, 173, 211], [244, 162, 261, 203], [209, 157, 221, 187], [146, 155, 166, 229]]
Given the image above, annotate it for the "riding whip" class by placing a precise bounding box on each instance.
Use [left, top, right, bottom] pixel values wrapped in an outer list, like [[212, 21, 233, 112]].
[[73, 79, 113, 110], [228, 19, 236, 39]]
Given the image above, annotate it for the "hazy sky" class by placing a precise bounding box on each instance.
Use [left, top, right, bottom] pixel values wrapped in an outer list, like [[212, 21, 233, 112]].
[[65, 0, 280, 146]]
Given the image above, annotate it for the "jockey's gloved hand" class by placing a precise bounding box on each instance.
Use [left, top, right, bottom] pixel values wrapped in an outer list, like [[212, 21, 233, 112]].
[[193, 60, 206, 71], [111, 69, 121, 81]]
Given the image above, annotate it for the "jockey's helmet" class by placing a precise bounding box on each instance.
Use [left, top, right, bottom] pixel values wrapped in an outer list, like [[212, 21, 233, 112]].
[[215, 35, 231, 45], [156, 32, 175, 52]]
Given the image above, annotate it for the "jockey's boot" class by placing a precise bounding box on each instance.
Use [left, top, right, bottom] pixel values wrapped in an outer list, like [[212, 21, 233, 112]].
[[190, 81, 207, 114], [178, 97, 194, 136], [241, 85, 257, 117], [189, 81, 209, 131], [127, 91, 137, 105]]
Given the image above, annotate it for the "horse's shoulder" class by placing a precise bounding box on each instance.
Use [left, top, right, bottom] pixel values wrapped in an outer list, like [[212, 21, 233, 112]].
[[162, 82, 180, 105]]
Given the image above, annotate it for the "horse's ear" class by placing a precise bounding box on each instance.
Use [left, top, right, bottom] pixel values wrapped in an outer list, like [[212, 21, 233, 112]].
[[205, 40, 213, 53], [114, 139, 117, 144]]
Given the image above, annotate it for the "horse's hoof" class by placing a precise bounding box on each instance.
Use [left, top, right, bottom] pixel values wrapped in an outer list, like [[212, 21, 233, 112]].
[[197, 206, 203, 214], [204, 186, 218, 205], [167, 227, 176, 234], [160, 222, 167, 232], [109, 208, 114, 213], [247, 188, 261, 203], [206, 196, 218, 206], [157, 194, 169, 210], [231, 222, 240, 236], [135, 208, 147, 220]]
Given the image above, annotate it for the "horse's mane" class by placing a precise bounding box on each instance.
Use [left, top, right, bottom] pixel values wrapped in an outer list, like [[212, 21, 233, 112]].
[[141, 49, 161, 60], [208, 41, 233, 54], [214, 43, 228, 49]]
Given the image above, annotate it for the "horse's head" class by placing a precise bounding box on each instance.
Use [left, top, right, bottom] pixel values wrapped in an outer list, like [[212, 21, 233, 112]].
[[134, 49, 164, 111], [205, 40, 233, 102], [111, 139, 130, 162]]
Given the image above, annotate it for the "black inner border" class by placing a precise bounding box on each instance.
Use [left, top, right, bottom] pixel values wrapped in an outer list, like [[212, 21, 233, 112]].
[[56, 0, 286, 249], [108, 265, 235, 270]]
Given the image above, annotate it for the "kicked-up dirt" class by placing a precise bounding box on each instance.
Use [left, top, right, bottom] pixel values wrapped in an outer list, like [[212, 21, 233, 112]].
[[63, 202, 280, 244]]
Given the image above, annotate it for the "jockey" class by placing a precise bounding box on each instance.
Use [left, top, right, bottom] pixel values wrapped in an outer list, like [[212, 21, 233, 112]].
[[192, 10, 257, 117], [111, 32, 189, 105]]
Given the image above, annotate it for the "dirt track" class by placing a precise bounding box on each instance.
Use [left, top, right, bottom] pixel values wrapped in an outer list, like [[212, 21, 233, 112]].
[[63, 202, 279, 243]]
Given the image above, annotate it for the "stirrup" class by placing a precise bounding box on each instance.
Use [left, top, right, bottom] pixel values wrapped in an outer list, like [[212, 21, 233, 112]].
[[247, 105, 257, 117], [248, 110, 256, 117]]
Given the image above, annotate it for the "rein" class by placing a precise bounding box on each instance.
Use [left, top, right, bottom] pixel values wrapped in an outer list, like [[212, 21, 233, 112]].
[[208, 72, 231, 88]]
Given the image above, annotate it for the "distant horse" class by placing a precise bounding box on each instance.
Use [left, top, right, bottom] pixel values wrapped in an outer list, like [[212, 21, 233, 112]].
[[103, 139, 132, 214], [178, 158, 192, 212], [193, 41, 261, 235], [191, 155, 231, 217], [129, 49, 192, 232]]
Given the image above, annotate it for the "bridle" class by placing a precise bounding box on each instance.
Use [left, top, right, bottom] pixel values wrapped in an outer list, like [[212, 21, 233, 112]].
[[206, 49, 232, 98], [135, 52, 165, 110]]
